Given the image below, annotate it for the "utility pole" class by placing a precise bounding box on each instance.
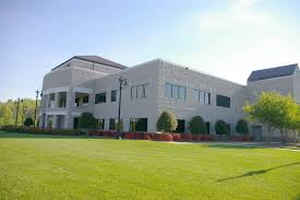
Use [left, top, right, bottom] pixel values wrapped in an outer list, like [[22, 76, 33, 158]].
[[117, 77, 128, 139], [15, 98, 20, 126], [34, 90, 39, 128], [21, 99, 24, 126]]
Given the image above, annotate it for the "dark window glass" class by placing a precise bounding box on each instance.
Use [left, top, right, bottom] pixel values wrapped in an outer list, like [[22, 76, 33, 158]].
[[109, 118, 115, 130], [216, 95, 231, 108], [50, 93, 55, 101], [95, 92, 106, 104], [136, 118, 148, 132], [111, 90, 117, 102], [83, 95, 89, 103], [97, 119, 105, 129], [175, 119, 185, 133]]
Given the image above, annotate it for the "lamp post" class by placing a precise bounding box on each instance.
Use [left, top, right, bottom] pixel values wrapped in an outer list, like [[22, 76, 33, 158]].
[[117, 77, 128, 139], [34, 90, 40, 128], [21, 99, 25, 126]]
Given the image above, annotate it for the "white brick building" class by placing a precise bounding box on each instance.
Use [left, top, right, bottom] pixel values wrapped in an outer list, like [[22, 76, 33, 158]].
[[39, 56, 300, 137]]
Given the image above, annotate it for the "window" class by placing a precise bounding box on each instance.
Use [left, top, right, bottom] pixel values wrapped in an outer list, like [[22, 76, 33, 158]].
[[199, 91, 205, 104], [95, 92, 106, 104], [192, 89, 199, 101], [164, 83, 186, 100], [131, 87, 135, 99], [216, 95, 231, 108], [178, 86, 186, 100], [136, 85, 140, 98], [175, 119, 185, 133], [204, 92, 211, 105], [83, 95, 89, 103], [165, 83, 172, 98], [109, 118, 115, 130], [111, 90, 117, 102], [192, 89, 210, 105], [50, 93, 55, 101], [131, 83, 149, 99], [97, 119, 105, 129], [135, 118, 148, 132], [141, 84, 148, 98]]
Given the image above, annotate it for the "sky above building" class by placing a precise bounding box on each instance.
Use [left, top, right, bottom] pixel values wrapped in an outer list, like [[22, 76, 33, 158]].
[[0, 0, 299, 101]]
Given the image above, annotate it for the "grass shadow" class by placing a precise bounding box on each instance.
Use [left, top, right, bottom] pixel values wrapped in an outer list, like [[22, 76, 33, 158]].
[[208, 144, 265, 149], [217, 162, 300, 182], [0, 131, 90, 139]]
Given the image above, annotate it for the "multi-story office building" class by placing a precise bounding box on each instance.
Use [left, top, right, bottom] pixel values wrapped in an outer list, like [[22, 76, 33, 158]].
[[40, 55, 300, 137]]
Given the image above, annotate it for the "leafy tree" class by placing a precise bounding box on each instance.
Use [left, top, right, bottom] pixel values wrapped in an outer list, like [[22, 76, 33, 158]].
[[188, 116, 207, 135], [157, 111, 178, 132], [215, 120, 230, 135], [79, 112, 97, 129], [24, 117, 34, 127], [236, 119, 249, 135], [0, 105, 13, 126], [244, 92, 300, 141], [0, 99, 39, 126]]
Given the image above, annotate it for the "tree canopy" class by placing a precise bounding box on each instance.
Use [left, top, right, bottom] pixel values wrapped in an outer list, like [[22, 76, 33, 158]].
[[244, 92, 300, 138], [235, 119, 249, 135], [24, 117, 34, 127], [215, 120, 230, 135], [0, 99, 38, 127], [156, 111, 178, 133], [188, 116, 207, 135], [79, 112, 97, 129]]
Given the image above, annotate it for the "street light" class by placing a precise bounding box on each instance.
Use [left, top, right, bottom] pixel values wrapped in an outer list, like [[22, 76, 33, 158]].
[[117, 77, 128, 139]]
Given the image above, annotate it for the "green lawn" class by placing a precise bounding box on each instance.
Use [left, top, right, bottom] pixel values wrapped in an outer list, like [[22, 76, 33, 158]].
[[0, 131, 299, 200]]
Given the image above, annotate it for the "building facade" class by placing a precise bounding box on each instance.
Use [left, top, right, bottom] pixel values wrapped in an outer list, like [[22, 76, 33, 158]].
[[40, 56, 300, 136]]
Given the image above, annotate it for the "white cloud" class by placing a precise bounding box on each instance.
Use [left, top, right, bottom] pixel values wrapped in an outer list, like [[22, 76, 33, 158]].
[[171, 0, 300, 85]]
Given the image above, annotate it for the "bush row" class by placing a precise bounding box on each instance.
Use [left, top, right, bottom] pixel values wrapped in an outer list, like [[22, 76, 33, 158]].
[[0, 126, 253, 142], [87, 131, 217, 142]]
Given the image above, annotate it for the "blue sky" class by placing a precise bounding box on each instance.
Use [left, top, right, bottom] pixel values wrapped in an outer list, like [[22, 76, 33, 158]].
[[1, 0, 300, 101]]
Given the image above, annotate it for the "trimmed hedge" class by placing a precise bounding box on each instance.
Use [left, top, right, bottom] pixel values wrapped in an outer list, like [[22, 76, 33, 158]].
[[1, 126, 252, 142]]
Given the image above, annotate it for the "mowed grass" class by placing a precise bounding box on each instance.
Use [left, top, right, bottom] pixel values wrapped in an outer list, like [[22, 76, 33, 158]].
[[0, 131, 299, 200]]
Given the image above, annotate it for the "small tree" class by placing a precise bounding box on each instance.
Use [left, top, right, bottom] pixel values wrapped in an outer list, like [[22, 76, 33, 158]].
[[24, 117, 34, 127], [244, 92, 300, 141], [156, 111, 178, 133], [215, 120, 230, 135], [189, 116, 207, 135], [79, 112, 97, 129], [236, 119, 249, 135]]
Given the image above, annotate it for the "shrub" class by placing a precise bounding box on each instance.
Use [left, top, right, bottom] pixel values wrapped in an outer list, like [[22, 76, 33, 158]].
[[124, 132, 135, 139], [215, 120, 230, 135], [143, 133, 152, 140], [152, 133, 161, 141], [236, 119, 249, 135], [79, 112, 97, 129], [134, 132, 144, 139], [188, 116, 207, 135], [156, 111, 178, 132], [24, 117, 34, 127], [159, 133, 173, 141], [182, 133, 193, 141], [172, 133, 181, 141]]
